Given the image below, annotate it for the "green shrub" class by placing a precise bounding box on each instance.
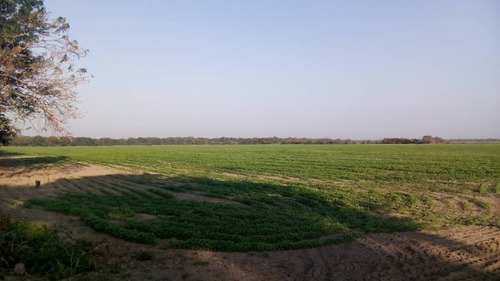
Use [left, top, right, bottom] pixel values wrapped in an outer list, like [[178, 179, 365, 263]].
[[0, 214, 95, 280]]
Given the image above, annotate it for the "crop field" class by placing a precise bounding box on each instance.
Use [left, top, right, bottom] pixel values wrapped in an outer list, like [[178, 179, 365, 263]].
[[1, 144, 499, 252], [1, 144, 500, 280]]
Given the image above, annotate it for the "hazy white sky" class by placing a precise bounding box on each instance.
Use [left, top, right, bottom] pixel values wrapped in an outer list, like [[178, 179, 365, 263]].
[[37, 0, 499, 139]]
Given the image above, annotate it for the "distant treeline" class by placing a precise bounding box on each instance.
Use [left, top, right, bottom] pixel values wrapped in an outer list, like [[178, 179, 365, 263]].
[[10, 136, 360, 146], [381, 136, 445, 144], [7, 135, 497, 146]]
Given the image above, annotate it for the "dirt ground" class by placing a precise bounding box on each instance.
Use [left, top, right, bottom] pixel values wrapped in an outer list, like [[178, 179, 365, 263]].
[[1, 156, 499, 281]]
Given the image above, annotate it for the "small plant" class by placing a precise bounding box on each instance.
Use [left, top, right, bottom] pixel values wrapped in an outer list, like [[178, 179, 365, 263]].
[[477, 182, 490, 194], [0, 213, 95, 280]]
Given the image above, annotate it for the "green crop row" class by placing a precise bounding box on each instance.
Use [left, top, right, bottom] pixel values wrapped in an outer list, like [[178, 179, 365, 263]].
[[4, 144, 499, 194], [3, 144, 499, 251], [24, 177, 423, 251]]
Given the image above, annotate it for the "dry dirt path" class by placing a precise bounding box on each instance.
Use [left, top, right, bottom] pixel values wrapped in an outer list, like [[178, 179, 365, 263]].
[[0, 156, 499, 281]]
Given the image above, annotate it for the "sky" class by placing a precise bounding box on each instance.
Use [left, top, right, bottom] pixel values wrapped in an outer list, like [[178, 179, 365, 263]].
[[33, 0, 500, 139]]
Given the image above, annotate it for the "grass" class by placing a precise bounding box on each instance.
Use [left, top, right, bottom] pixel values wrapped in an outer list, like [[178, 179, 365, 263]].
[[2, 144, 499, 251], [3, 144, 499, 192], [0, 213, 95, 280]]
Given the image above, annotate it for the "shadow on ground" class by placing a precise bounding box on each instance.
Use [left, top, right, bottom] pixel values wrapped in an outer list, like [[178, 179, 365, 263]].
[[0, 155, 67, 168], [0, 150, 24, 157], [0, 163, 499, 280], [23, 172, 424, 251]]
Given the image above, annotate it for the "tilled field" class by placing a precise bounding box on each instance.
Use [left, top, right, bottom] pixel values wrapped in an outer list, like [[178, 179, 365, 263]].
[[1, 156, 499, 280]]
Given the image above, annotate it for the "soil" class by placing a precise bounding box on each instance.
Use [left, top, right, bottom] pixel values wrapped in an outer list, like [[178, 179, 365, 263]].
[[0, 156, 499, 281]]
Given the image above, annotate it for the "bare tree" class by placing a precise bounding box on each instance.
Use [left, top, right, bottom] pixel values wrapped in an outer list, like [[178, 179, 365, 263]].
[[0, 0, 89, 143]]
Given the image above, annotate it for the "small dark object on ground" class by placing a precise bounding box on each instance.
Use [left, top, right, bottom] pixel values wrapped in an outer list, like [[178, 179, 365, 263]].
[[133, 250, 153, 261]]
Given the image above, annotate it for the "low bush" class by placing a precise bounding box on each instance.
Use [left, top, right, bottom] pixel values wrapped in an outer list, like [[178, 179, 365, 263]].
[[0, 213, 95, 280]]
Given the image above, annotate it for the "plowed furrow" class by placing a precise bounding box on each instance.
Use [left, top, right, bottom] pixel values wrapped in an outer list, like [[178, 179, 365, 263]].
[[72, 177, 125, 195], [96, 176, 165, 198], [70, 178, 106, 195], [84, 176, 161, 199], [446, 227, 500, 245], [53, 180, 83, 195]]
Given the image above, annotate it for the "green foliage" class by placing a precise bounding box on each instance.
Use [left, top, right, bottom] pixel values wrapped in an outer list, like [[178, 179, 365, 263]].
[[0, 113, 17, 146], [475, 181, 500, 195], [0, 214, 94, 280], [478, 182, 490, 194], [4, 144, 499, 251], [26, 176, 423, 251]]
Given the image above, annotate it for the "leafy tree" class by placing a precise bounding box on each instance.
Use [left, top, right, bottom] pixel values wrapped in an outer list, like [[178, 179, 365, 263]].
[[0, 113, 16, 145], [0, 0, 88, 145]]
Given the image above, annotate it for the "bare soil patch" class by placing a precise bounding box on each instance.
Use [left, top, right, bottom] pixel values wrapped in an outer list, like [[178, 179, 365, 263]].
[[0, 156, 123, 200], [0, 157, 499, 280]]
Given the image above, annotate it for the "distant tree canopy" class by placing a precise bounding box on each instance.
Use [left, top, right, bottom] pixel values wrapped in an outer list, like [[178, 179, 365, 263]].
[[381, 136, 445, 144], [5, 135, 463, 146], [0, 0, 89, 145], [421, 135, 445, 144], [10, 136, 361, 146]]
